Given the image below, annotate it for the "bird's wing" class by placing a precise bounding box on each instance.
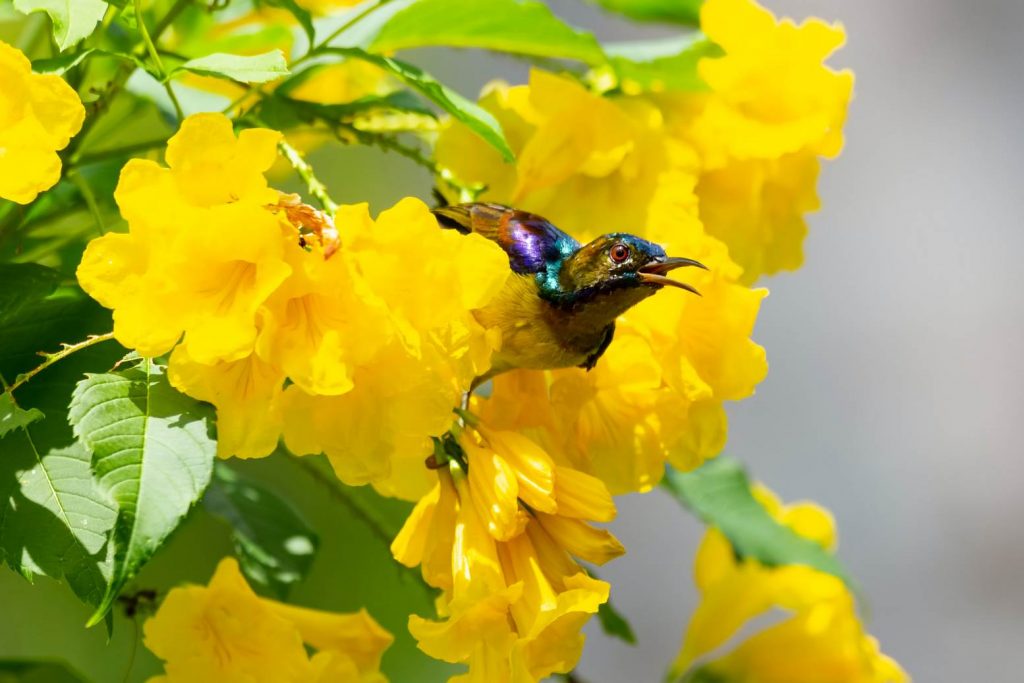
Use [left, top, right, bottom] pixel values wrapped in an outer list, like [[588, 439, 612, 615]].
[[432, 203, 579, 275]]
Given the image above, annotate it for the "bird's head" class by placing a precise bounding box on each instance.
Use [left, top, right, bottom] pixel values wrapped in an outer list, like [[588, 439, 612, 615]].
[[553, 233, 706, 310]]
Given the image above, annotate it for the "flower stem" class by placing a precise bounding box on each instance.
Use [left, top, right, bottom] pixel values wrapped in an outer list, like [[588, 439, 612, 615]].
[[5, 332, 117, 396], [277, 139, 339, 214], [292, 0, 392, 69], [135, 0, 184, 121]]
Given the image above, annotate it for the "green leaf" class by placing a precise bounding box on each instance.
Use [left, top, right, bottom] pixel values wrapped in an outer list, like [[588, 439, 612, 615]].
[[176, 50, 290, 84], [369, 0, 605, 65], [320, 48, 514, 161], [259, 0, 315, 43], [597, 598, 637, 645], [0, 291, 123, 607], [0, 658, 90, 682], [605, 35, 721, 92], [12, 0, 108, 51], [662, 458, 854, 587], [590, 0, 704, 26], [32, 48, 141, 75], [204, 462, 320, 599], [0, 393, 44, 437], [69, 358, 217, 624], [0, 263, 61, 322]]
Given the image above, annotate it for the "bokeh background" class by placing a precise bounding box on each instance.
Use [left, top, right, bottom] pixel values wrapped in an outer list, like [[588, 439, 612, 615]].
[[2, 1, 1022, 681]]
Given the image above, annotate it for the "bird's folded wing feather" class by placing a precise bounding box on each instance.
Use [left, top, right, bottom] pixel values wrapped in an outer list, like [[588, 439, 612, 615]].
[[432, 203, 579, 275]]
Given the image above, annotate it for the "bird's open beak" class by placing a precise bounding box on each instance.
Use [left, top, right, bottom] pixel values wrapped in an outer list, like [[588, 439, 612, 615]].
[[638, 257, 707, 295]]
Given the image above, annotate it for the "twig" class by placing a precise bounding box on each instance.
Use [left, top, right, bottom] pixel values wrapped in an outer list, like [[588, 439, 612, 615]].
[[135, 0, 184, 121], [276, 139, 339, 213], [5, 332, 116, 395], [291, 0, 393, 70]]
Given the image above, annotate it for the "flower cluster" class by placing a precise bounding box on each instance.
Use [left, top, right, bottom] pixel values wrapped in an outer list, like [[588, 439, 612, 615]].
[[77, 113, 509, 499], [669, 487, 907, 683], [392, 422, 623, 682], [144, 558, 392, 682], [0, 41, 84, 204]]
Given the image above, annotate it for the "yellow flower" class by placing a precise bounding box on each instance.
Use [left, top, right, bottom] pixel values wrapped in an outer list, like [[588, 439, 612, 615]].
[[668, 488, 908, 683], [276, 199, 508, 499], [294, 0, 364, 15], [0, 40, 84, 204], [646, 0, 852, 282], [143, 557, 391, 683], [77, 114, 290, 360], [692, 0, 854, 165], [435, 69, 768, 494], [392, 423, 622, 681]]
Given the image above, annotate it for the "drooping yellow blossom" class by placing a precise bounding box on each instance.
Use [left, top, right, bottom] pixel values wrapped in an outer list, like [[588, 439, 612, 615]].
[[144, 557, 391, 683], [434, 69, 768, 494], [0, 41, 85, 204], [668, 488, 908, 683], [392, 422, 623, 681], [78, 114, 509, 497]]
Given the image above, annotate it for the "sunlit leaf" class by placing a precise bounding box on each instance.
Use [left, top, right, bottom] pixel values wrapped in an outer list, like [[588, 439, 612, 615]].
[[604, 34, 721, 92], [176, 50, 290, 84], [662, 458, 854, 587], [370, 0, 605, 64], [0, 393, 44, 437], [69, 358, 217, 624], [204, 462, 320, 599], [12, 0, 108, 51]]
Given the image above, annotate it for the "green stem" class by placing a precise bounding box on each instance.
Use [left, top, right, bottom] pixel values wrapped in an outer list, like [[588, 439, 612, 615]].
[[277, 139, 339, 213], [5, 332, 116, 396], [68, 170, 107, 235], [135, 0, 184, 120], [292, 0, 392, 69]]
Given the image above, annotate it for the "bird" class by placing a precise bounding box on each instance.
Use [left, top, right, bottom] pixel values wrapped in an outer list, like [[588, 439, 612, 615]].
[[432, 202, 706, 381]]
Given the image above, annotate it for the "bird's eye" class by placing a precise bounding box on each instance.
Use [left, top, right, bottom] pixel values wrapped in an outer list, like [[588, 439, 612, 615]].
[[610, 243, 630, 264]]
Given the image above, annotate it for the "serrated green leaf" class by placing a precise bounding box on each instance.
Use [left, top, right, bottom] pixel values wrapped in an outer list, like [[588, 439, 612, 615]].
[[69, 358, 217, 624], [319, 48, 514, 161], [662, 458, 854, 587], [605, 34, 721, 92], [12, 0, 108, 51], [597, 598, 637, 645], [0, 393, 44, 437], [176, 50, 290, 84], [0, 437, 117, 608], [369, 0, 605, 65], [590, 0, 704, 26], [204, 462, 319, 599], [259, 0, 315, 42]]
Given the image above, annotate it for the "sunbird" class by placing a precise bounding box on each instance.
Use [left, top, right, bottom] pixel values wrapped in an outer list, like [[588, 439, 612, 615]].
[[433, 203, 706, 380]]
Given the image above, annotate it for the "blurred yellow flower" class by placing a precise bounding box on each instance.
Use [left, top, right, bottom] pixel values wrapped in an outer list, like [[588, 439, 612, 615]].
[[295, 0, 364, 15], [0, 40, 85, 204], [392, 422, 622, 681], [144, 557, 391, 683], [668, 487, 908, 683]]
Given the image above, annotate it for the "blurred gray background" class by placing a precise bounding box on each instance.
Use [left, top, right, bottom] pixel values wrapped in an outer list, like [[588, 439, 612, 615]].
[[411, 1, 1024, 680]]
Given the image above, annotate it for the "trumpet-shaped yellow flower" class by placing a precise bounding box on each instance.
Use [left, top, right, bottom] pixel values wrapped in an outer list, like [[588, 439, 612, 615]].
[[78, 115, 509, 498], [392, 423, 622, 681], [144, 558, 391, 683], [0, 41, 84, 203], [669, 488, 908, 683]]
